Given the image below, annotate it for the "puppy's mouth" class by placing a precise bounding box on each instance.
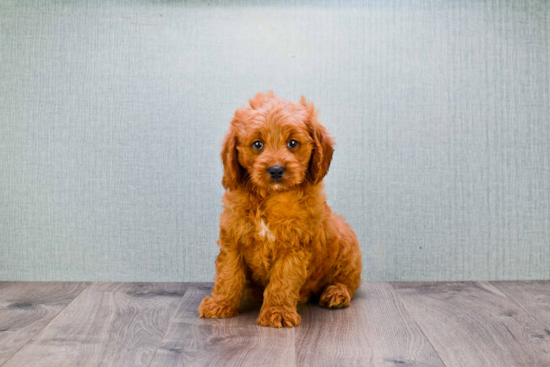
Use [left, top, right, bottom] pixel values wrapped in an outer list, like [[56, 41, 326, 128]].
[[266, 175, 290, 191], [249, 163, 303, 192]]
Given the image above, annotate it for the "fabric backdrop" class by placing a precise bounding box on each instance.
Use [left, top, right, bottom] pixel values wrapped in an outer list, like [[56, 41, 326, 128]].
[[1, 0, 549, 281]]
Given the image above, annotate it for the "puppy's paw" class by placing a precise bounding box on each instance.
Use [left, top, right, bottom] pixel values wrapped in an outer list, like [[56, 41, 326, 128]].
[[319, 283, 351, 308], [198, 296, 239, 318], [257, 305, 301, 328]]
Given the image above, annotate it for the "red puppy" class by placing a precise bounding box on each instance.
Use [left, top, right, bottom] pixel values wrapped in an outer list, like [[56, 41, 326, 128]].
[[199, 91, 362, 328]]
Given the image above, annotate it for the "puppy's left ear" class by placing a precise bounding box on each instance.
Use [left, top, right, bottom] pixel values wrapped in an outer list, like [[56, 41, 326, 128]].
[[301, 96, 335, 185]]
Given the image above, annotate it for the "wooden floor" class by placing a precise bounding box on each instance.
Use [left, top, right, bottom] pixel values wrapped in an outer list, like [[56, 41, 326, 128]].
[[1, 282, 550, 366]]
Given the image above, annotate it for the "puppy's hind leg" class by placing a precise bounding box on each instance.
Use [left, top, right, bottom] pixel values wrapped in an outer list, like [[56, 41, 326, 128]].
[[319, 283, 352, 308], [319, 256, 361, 309], [319, 219, 362, 309]]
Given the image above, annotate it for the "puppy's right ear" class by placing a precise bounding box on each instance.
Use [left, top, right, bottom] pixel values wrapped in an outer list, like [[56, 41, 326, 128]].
[[221, 116, 245, 190]]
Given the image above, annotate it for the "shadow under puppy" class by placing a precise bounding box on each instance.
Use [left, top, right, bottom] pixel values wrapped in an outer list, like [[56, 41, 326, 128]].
[[199, 92, 362, 328]]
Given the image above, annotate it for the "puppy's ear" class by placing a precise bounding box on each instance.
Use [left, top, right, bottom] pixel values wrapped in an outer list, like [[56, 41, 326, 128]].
[[221, 119, 245, 191], [301, 97, 335, 185]]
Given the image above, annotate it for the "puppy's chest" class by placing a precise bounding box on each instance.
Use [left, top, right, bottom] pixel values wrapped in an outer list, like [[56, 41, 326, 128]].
[[233, 196, 314, 283], [246, 209, 282, 244], [243, 213, 286, 283], [256, 217, 276, 242], [241, 200, 301, 246]]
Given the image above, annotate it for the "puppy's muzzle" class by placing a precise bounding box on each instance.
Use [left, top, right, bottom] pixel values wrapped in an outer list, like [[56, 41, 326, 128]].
[[268, 166, 285, 182]]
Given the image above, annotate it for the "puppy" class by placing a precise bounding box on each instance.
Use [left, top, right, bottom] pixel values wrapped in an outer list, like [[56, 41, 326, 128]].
[[198, 91, 362, 328]]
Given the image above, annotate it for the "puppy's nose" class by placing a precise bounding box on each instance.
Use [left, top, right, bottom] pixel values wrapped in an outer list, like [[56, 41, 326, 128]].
[[268, 166, 285, 181]]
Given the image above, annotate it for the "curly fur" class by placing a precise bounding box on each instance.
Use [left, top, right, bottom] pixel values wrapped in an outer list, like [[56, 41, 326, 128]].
[[198, 91, 362, 328]]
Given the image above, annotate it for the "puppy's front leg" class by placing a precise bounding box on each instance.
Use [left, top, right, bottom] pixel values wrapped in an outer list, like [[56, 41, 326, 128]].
[[257, 251, 308, 328], [198, 248, 246, 318]]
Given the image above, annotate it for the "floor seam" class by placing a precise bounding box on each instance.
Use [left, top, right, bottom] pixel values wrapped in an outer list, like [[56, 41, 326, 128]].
[[388, 282, 449, 367], [146, 283, 190, 367], [0, 282, 91, 367], [489, 281, 536, 314]]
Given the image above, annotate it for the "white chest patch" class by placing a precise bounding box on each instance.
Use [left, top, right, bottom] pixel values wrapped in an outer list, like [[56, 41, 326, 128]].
[[259, 219, 276, 241]]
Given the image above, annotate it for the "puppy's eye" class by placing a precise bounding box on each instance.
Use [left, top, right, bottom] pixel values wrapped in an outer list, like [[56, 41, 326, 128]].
[[287, 140, 299, 149], [252, 141, 264, 150]]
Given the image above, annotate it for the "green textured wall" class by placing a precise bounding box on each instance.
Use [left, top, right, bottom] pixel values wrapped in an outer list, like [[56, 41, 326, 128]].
[[1, 0, 549, 281]]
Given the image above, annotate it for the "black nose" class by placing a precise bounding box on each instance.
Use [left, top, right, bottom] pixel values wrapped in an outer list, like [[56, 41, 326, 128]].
[[268, 166, 285, 181]]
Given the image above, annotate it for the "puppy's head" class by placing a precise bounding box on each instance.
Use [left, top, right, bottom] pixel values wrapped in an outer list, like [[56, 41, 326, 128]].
[[221, 91, 334, 193]]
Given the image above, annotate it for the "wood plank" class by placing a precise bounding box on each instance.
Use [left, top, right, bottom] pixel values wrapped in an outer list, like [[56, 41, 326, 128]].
[[3, 282, 188, 367], [0, 282, 89, 366], [492, 281, 550, 327], [149, 283, 296, 367], [295, 282, 445, 367], [392, 281, 550, 367]]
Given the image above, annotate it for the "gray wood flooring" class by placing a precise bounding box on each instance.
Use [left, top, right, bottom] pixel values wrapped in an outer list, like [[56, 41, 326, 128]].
[[0, 281, 549, 366]]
